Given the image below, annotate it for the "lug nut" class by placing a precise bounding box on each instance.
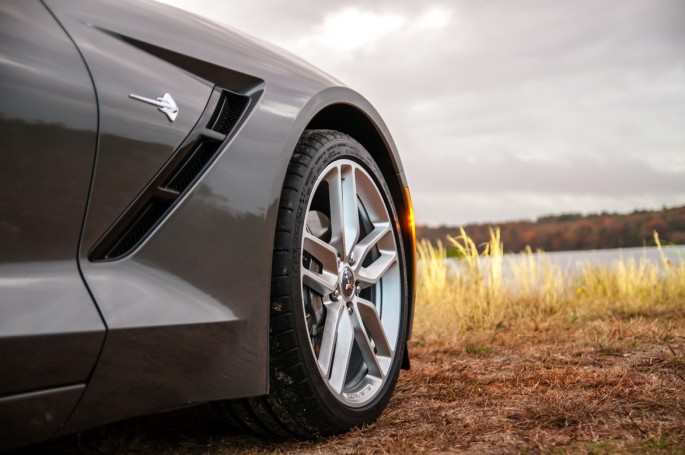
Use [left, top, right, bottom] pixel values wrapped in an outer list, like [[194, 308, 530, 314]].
[[332, 289, 340, 301], [355, 285, 361, 295], [348, 257, 355, 266], [347, 306, 353, 315]]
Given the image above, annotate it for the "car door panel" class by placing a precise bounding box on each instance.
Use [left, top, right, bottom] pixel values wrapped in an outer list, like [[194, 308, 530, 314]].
[[43, 0, 269, 432], [0, 1, 104, 449], [0, 0, 104, 396]]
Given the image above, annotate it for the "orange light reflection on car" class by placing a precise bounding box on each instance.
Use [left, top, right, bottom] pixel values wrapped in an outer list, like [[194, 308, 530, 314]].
[[404, 186, 416, 286]]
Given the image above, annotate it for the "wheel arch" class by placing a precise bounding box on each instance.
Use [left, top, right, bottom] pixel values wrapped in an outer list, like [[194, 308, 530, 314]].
[[302, 98, 416, 349]]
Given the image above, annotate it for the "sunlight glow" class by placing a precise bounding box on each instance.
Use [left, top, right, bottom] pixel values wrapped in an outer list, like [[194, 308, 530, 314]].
[[315, 8, 406, 51], [415, 6, 452, 30]]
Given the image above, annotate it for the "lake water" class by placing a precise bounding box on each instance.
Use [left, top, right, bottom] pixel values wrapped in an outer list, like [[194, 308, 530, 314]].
[[445, 245, 685, 277], [530, 245, 685, 269]]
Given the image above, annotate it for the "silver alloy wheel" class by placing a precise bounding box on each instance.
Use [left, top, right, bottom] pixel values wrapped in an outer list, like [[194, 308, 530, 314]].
[[300, 159, 401, 408]]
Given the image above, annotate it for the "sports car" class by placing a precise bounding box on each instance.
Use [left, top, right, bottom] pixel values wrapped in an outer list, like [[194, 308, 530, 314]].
[[0, 0, 415, 450]]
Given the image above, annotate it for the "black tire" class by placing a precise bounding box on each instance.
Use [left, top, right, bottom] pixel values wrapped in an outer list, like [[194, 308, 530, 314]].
[[221, 130, 408, 437]]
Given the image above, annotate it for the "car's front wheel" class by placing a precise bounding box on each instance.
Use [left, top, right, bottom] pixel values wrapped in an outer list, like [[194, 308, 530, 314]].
[[223, 129, 408, 436]]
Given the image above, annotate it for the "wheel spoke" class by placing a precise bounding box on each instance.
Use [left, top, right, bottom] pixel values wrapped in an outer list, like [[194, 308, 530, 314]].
[[354, 168, 391, 223], [325, 166, 345, 257], [341, 166, 360, 260], [357, 251, 398, 289], [302, 267, 337, 295], [303, 232, 338, 275], [356, 297, 393, 358], [329, 310, 354, 394], [316, 299, 343, 377], [350, 298, 391, 378], [351, 222, 390, 271]]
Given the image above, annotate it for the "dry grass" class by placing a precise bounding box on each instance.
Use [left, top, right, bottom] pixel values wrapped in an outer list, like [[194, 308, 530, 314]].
[[415, 230, 685, 343], [16, 231, 685, 454], [24, 318, 685, 454]]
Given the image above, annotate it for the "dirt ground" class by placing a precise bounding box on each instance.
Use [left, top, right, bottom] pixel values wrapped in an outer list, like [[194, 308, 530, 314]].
[[17, 316, 685, 454]]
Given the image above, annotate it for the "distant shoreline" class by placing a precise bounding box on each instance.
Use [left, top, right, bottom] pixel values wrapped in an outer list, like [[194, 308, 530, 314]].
[[417, 204, 685, 254]]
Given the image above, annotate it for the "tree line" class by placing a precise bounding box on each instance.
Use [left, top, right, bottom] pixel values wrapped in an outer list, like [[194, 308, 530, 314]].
[[416, 205, 685, 253]]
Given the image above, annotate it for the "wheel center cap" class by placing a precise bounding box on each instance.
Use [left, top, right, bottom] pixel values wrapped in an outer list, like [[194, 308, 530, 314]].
[[340, 266, 356, 300]]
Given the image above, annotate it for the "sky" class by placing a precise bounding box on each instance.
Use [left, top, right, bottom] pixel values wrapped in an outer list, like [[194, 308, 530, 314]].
[[158, 0, 685, 227]]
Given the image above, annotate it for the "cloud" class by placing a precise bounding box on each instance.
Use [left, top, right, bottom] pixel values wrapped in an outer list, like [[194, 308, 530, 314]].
[[416, 6, 452, 30], [409, 152, 685, 195], [299, 9, 406, 52], [415, 191, 685, 226], [157, 0, 685, 226], [290, 5, 454, 54]]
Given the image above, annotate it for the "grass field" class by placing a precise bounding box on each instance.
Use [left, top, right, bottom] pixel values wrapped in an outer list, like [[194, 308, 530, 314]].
[[415, 229, 685, 341], [21, 231, 685, 454]]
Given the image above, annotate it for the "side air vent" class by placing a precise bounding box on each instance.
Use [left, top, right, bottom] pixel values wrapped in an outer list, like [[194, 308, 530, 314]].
[[103, 199, 173, 260], [90, 87, 254, 262], [208, 91, 249, 135], [164, 140, 221, 193]]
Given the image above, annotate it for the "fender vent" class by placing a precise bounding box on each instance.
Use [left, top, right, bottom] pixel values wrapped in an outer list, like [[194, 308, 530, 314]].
[[208, 91, 249, 135], [105, 199, 173, 259], [90, 88, 252, 261], [164, 140, 222, 193]]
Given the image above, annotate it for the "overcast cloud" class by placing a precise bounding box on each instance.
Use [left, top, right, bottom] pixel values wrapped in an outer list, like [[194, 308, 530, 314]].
[[159, 0, 685, 226]]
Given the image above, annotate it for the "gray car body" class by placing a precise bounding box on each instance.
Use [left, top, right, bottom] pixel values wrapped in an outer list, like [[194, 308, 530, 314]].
[[0, 0, 414, 450]]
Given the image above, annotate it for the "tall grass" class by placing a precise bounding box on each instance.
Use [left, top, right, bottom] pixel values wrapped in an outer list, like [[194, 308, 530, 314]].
[[414, 229, 685, 342]]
